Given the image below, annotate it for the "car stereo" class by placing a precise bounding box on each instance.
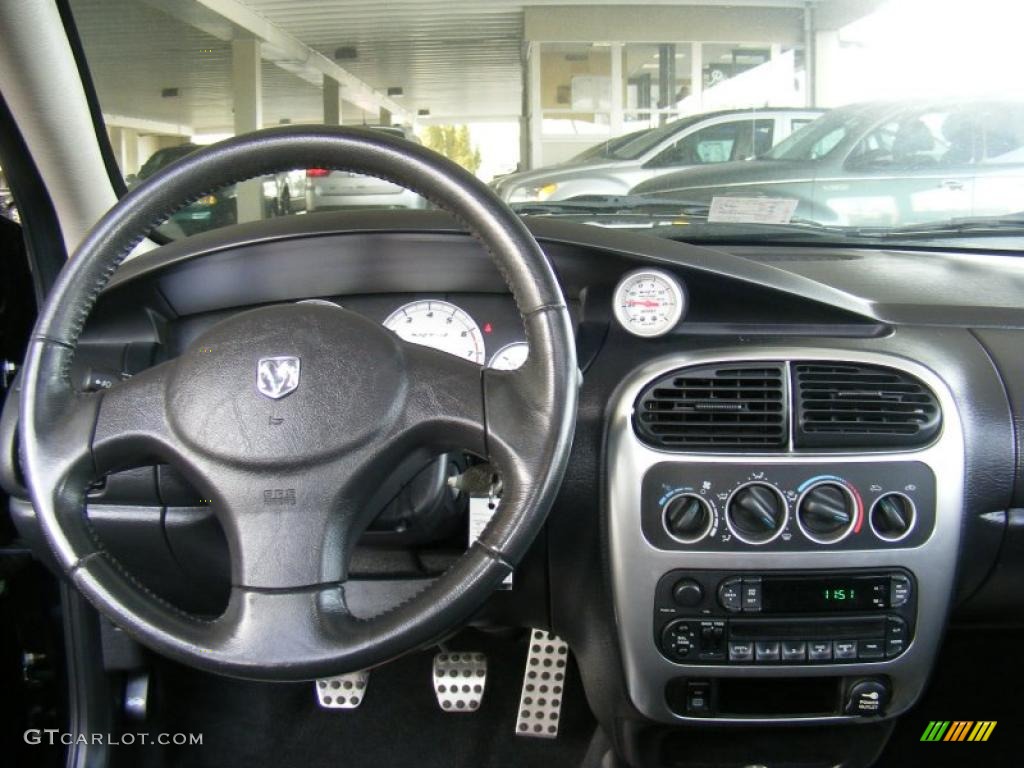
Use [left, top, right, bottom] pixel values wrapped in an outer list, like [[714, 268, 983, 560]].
[[654, 569, 915, 665]]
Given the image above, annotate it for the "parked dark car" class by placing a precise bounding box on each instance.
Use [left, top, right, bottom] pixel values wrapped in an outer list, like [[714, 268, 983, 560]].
[[132, 144, 280, 234], [632, 100, 1024, 226]]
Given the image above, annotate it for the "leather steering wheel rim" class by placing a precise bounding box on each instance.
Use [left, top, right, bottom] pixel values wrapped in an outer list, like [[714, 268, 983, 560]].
[[19, 126, 577, 680]]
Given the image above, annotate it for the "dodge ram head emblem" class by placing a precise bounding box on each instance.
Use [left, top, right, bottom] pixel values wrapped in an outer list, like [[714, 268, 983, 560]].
[[256, 356, 300, 399]]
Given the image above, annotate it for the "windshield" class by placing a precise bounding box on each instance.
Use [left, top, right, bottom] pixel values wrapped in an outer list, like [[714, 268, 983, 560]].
[[69, 0, 1024, 249]]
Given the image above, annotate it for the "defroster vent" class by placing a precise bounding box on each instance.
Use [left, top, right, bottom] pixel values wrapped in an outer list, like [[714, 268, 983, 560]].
[[634, 363, 787, 450], [793, 362, 941, 448]]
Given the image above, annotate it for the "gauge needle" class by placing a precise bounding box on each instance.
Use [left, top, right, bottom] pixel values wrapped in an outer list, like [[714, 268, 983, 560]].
[[627, 300, 661, 308]]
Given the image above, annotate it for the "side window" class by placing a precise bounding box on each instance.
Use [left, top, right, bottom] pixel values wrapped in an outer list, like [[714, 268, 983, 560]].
[[847, 112, 955, 170], [646, 121, 741, 168], [751, 119, 775, 157], [809, 126, 848, 160], [974, 106, 1024, 164]]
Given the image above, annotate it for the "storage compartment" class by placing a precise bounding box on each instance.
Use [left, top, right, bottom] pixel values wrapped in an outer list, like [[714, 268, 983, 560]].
[[667, 676, 842, 718]]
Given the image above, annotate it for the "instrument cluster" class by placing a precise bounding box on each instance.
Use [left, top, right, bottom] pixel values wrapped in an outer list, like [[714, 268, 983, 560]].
[[302, 295, 529, 370]]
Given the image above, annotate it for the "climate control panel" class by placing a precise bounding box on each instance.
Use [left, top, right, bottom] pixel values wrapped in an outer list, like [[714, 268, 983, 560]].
[[642, 462, 934, 551]]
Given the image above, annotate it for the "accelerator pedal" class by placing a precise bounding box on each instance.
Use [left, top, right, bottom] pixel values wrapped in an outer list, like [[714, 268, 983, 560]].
[[516, 629, 569, 738], [433, 651, 487, 712], [315, 670, 370, 709]]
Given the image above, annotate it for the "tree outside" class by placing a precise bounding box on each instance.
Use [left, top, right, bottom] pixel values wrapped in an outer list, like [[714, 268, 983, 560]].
[[420, 125, 482, 175]]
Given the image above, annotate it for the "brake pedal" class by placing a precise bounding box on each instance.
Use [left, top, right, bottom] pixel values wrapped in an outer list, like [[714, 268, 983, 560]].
[[433, 651, 487, 712], [315, 670, 370, 709], [516, 629, 569, 738]]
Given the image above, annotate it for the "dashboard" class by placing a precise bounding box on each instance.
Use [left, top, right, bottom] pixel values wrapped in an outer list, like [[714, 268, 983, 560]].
[[4, 209, 1024, 766]]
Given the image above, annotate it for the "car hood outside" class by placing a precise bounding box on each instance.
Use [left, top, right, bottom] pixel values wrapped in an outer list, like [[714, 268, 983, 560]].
[[631, 159, 818, 197], [494, 158, 634, 193]]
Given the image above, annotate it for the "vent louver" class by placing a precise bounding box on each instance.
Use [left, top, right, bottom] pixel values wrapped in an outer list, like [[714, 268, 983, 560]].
[[634, 363, 787, 450], [793, 362, 941, 448]]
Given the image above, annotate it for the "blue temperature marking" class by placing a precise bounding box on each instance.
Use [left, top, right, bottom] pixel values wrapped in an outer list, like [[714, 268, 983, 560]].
[[658, 487, 693, 505], [797, 474, 845, 493]]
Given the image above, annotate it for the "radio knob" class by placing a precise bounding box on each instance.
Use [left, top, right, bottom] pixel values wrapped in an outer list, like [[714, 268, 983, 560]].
[[672, 578, 704, 607], [797, 482, 855, 543], [726, 483, 786, 544], [870, 494, 916, 541], [663, 493, 713, 543]]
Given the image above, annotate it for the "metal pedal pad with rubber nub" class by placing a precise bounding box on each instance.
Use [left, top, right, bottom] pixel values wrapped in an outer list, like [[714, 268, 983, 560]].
[[433, 652, 487, 712], [516, 629, 569, 738], [315, 670, 370, 709]]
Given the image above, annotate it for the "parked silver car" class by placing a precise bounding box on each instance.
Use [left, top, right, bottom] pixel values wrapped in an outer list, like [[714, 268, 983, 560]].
[[491, 108, 823, 203], [632, 99, 1024, 227], [305, 125, 426, 212]]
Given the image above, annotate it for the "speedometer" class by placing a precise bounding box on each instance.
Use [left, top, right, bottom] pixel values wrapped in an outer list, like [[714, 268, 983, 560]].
[[383, 300, 486, 365], [612, 269, 686, 338]]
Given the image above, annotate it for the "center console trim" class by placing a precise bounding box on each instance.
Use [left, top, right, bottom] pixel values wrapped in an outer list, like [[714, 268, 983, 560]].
[[605, 347, 964, 724]]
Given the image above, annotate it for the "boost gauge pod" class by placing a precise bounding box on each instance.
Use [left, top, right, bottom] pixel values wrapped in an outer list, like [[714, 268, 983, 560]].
[[612, 269, 686, 338]]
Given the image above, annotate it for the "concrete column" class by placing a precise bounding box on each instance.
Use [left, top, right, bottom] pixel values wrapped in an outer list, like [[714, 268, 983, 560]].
[[528, 42, 543, 169], [657, 44, 676, 125], [232, 36, 264, 222], [379, 107, 392, 126], [690, 43, 703, 112], [108, 126, 141, 178], [610, 43, 623, 135], [814, 29, 842, 107], [323, 75, 342, 125]]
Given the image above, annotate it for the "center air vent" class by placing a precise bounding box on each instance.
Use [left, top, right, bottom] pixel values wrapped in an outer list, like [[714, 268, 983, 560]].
[[793, 362, 941, 448], [634, 363, 786, 450]]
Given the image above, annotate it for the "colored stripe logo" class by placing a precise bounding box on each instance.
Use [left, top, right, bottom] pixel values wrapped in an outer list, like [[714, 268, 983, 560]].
[[920, 721, 996, 742]]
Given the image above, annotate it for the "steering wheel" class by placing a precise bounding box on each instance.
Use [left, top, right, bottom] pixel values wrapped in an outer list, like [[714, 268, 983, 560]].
[[18, 126, 577, 680]]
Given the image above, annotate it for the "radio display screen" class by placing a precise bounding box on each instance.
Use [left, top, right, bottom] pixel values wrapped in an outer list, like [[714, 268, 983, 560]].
[[761, 576, 890, 613]]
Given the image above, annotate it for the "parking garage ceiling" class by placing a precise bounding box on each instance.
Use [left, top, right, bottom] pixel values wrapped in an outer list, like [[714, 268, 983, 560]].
[[72, 0, 834, 135]]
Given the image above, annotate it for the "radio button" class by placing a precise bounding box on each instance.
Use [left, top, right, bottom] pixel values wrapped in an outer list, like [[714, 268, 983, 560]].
[[660, 619, 698, 662], [755, 641, 781, 662], [717, 578, 742, 612], [886, 616, 908, 640], [859, 639, 886, 660], [699, 621, 727, 660], [890, 575, 912, 607], [728, 641, 754, 662], [886, 638, 906, 658], [741, 579, 763, 612], [808, 641, 833, 661], [781, 641, 807, 661], [834, 640, 858, 660]]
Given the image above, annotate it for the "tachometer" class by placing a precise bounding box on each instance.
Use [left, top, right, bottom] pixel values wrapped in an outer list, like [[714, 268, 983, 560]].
[[383, 300, 485, 365], [612, 269, 686, 338], [488, 341, 529, 371]]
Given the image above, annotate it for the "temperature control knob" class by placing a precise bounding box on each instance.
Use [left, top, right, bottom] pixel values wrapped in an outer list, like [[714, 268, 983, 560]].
[[726, 483, 787, 544], [663, 493, 713, 543], [797, 482, 856, 543], [870, 493, 916, 541]]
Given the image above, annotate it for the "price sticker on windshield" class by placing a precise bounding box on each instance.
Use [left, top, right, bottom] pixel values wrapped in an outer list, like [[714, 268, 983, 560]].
[[708, 196, 799, 225]]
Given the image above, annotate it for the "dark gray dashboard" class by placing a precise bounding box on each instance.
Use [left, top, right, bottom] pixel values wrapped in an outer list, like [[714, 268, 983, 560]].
[[3, 208, 1024, 745]]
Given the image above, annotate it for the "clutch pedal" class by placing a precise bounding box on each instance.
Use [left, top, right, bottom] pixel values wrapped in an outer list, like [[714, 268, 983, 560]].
[[315, 669, 370, 709], [433, 651, 487, 711], [516, 629, 569, 738]]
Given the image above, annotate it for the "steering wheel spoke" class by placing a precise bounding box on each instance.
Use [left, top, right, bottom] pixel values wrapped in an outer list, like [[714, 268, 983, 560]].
[[206, 460, 372, 590], [91, 358, 181, 473]]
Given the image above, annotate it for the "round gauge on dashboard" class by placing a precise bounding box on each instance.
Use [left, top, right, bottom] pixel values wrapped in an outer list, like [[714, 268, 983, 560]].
[[383, 299, 486, 365], [488, 341, 529, 371], [612, 269, 686, 338]]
